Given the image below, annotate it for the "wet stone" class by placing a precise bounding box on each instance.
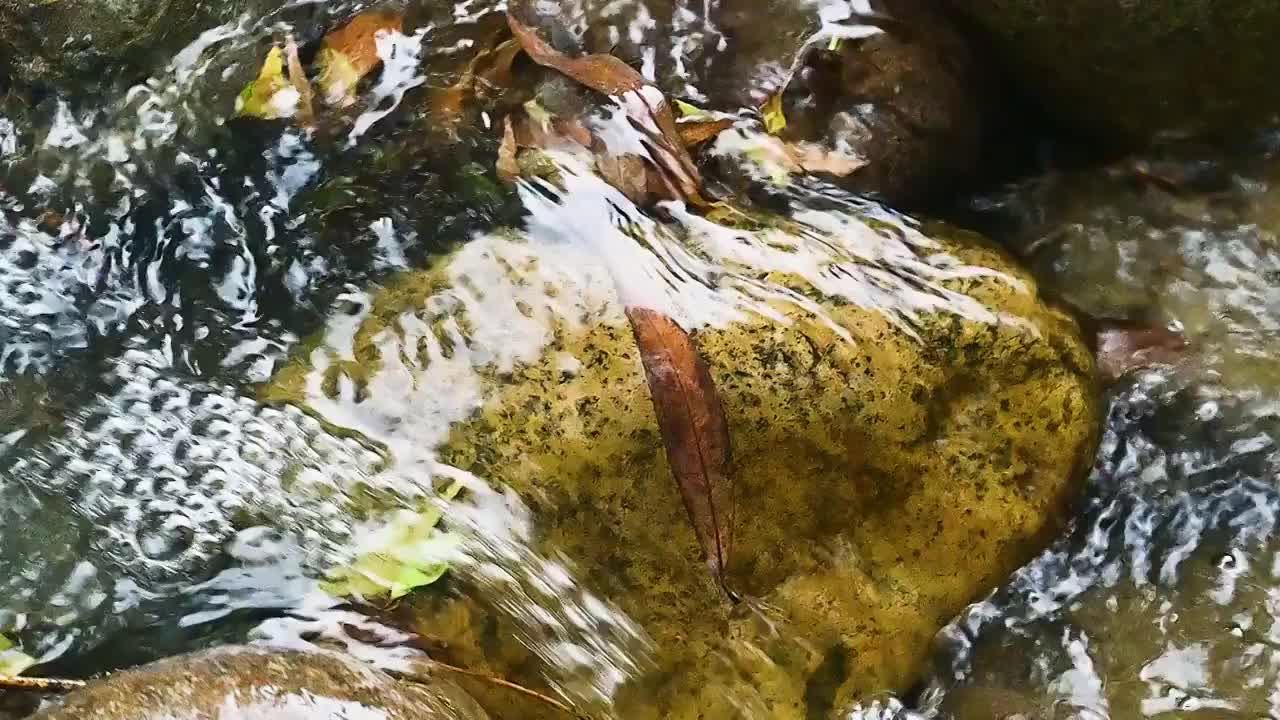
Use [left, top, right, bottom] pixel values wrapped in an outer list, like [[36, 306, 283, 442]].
[[29, 646, 489, 720], [263, 176, 1099, 718]]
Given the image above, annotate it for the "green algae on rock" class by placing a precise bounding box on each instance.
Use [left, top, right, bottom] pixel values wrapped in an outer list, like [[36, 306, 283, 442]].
[[0, 0, 251, 89], [265, 178, 1099, 718], [942, 0, 1280, 143], [29, 646, 489, 720]]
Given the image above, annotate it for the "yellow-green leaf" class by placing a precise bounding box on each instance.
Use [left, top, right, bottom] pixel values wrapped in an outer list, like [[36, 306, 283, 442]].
[[674, 99, 703, 118], [0, 634, 35, 676], [762, 93, 787, 135], [236, 46, 297, 120], [316, 47, 362, 108], [321, 482, 464, 602]]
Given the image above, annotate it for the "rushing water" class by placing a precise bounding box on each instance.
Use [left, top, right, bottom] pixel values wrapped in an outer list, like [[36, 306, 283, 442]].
[[1, 1, 1279, 719]]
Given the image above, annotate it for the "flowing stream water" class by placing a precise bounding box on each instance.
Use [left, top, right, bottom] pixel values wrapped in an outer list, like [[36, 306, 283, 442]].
[[0, 1, 1278, 719]]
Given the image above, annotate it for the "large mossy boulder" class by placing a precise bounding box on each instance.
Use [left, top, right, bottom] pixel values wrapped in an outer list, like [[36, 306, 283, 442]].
[[266, 197, 1099, 718], [30, 646, 488, 720], [942, 0, 1280, 142]]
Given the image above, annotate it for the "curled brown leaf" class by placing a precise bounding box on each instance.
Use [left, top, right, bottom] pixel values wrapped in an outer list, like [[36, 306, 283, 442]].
[[316, 10, 405, 108], [625, 307, 735, 591], [497, 115, 521, 184], [284, 35, 315, 128], [677, 118, 736, 149], [431, 35, 526, 131]]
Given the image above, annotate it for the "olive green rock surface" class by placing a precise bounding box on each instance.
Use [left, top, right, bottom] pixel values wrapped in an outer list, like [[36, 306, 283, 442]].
[[265, 199, 1098, 718], [29, 646, 488, 720], [943, 0, 1280, 142]]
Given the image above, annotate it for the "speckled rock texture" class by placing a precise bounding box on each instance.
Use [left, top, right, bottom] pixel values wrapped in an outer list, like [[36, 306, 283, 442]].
[[266, 203, 1099, 718], [0, 0, 257, 88], [942, 0, 1280, 142], [29, 646, 488, 720]]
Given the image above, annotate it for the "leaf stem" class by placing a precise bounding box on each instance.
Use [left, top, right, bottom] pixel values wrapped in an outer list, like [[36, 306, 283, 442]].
[[394, 659, 585, 718]]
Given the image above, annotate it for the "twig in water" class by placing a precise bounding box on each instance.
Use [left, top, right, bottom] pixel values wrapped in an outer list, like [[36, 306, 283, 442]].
[[393, 659, 583, 718], [0, 675, 85, 692]]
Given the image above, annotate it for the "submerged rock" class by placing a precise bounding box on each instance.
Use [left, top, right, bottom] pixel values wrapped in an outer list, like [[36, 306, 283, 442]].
[[266, 178, 1099, 717], [942, 0, 1280, 142], [966, 142, 1280, 388], [758, 0, 992, 204], [502, 0, 992, 205], [0, 0, 246, 88], [30, 645, 488, 719]]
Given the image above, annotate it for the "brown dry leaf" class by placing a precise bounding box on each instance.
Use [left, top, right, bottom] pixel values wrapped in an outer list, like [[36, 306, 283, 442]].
[[476, 38, 525, 92], [596, 152, 650, 205], [284, 35, 316, 127], [625, 306, 735, 590], [432, 35, 525, 131], [677, 118, 735, 149], [784, 141, 866, 177], [506, 11, 705, 204], [1095, 323, 1188, 380], [317, 10, 405, 108], [497, 116, 521, 184]]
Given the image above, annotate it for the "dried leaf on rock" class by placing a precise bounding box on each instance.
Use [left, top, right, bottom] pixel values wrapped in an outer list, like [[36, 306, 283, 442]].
[[625, 306, 735, 589], [316, 10, 405, 108], [506, 11, 705, 204]]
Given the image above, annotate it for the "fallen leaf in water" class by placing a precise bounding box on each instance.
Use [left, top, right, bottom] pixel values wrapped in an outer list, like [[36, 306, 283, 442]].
[[496, 116, 521, 183], [284, 35, 316, 127], [785, 140, 867, 176], [1095, 323, 1188, 380], [0, 634, 35, 676], [431, 34, 525, 132], [625, 306, 735, 590], [507, 11, 705, 204], [322, 482, 463, 603], [678, 118, 736, 149], [596, 152, 651, 204], [762, 92, 787, 135], [735, 132, 866, 185], [236, 46, 296, 119], [316, 10, 405, 108]]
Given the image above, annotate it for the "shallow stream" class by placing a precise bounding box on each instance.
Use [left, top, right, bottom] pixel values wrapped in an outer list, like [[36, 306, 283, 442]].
[[0, 1, 1278, 719]]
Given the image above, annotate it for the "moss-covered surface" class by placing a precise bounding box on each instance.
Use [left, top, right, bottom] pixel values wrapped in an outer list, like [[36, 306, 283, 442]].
[[266, 213, 1098, 718], [944, 0, 1280, 142], [0, 0, 249, 88]]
